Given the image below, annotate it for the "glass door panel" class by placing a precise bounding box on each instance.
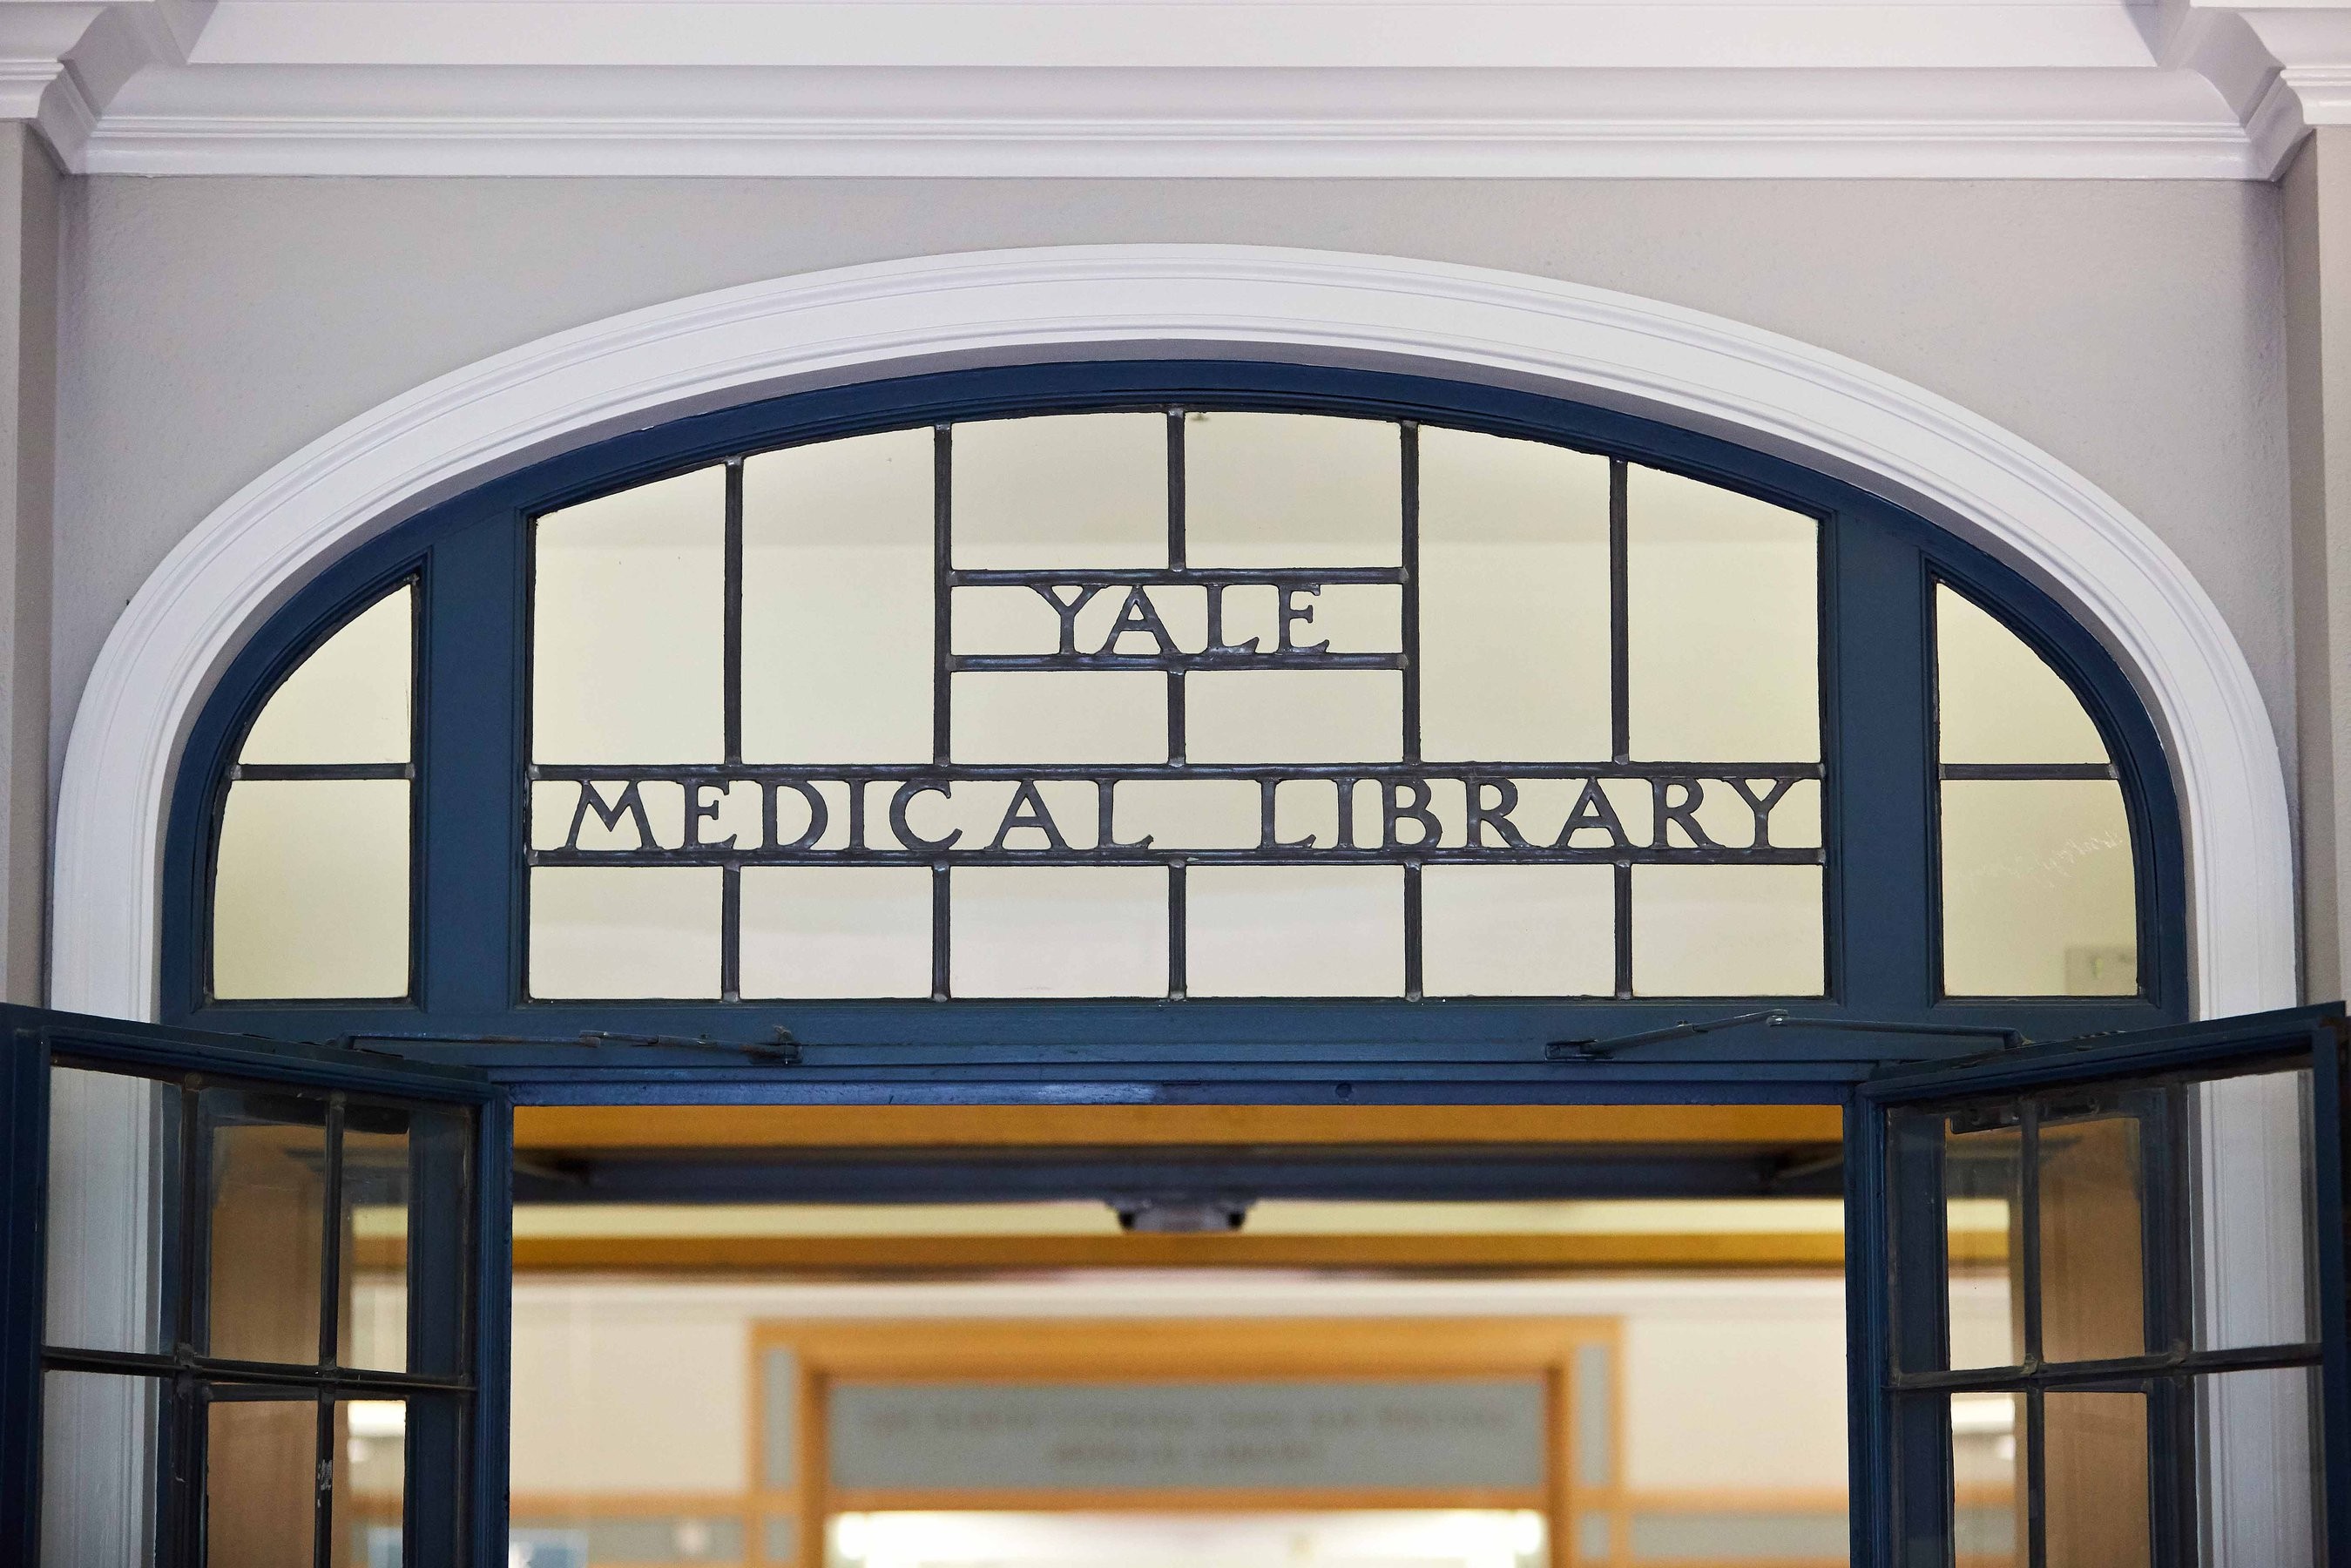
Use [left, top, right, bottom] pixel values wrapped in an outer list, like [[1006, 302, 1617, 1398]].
[[3, 1007, 495, 1568], [1866, 1006, 2346, 1567]]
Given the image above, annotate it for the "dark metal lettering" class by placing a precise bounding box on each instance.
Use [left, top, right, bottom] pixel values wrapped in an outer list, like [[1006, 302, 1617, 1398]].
[[1097, 780, 1152, 851], [1652, 777, 1716, 849], [1030, 583, 1106, 655], [533, 766, 1825, 868], [564, 780, 659, 851], [1257, 778, 1313, 851], [1382, 777, 1441, 850], [686, 779, 737, 851], [1334, 775, 1361, 848], [889, 779, 962, 854], [1725, 775, 1800, 848], [1466, 775, 1530, 849], [1277, 585, 1329, 654], [990, 779, 1070, 852], [1204, 582, 1260, 655], [1551, 779, 1629, 851], [762, 779, 828, 852], [1099, 586, 1180, 657]]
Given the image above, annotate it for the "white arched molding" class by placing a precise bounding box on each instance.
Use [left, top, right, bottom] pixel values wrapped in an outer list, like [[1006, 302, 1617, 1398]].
[[50, 244, 2293, 1022]]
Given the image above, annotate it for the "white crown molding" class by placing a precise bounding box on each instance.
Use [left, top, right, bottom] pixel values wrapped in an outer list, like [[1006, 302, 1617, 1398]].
[[0, 0, 2320, 178], [68, 63, 2269, 179], [48, 245, 2294, 1024]]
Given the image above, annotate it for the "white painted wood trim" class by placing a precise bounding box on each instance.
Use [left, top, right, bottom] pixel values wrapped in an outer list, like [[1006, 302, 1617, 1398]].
[[46, 243, 2295, 1022]]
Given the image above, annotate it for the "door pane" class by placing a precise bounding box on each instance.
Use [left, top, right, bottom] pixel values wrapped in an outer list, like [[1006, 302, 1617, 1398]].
[[2199, 1366, 2321, 1568], [206, 1390, 321, 1568], [44, 1067, 171, 1355], [39, 1370, 159, 1568], [1950, 1391, 2023, 1567], [333, 1398, 409, 1568], [1942, 1111, 2024, 1372], [2042, 1390, 2150, 1567], [2037, 1097, 2152, 1365], [2197, 1068, 2317, 1352], [201, 1086, 330, 1366], [340, 1105, 413, 1374]]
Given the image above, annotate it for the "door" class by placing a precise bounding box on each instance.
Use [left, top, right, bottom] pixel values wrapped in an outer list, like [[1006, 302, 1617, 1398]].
[[0, 1004, 505, 1568], [1854, 1004, 2348, 1566]]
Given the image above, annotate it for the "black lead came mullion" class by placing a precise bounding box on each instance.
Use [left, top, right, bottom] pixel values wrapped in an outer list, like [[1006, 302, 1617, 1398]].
[[1168, 409, 1188, 999], [932, 426, 953, 1000], [313, 1094, 347, 1568], [1400, 422, 1422, 998], [721, 462, 745, 997], [1610, 458, 1634, 1001], [2020, 1099, 2047, 1568]]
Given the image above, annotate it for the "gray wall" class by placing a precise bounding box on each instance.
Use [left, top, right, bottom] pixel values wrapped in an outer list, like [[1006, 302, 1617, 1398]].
[[53, 177, 2293, 794]]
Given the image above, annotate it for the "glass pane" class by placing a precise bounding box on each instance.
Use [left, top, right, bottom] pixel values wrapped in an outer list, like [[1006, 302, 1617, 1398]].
[[44, 1066, 171, 1355], [2037, 1097, 2151, 1364], [743, 429, 933, 764], [1421, 864, 1612, 997], [1625, 465, 1818, 764], [950, 671, 1166, 764], [1936, 585, 2109, 765], [1418, 427, 1611, 763], [1186, 670, 1402, 765], [1950, 1392, 2023, 1567], [40, 1369, 159, 1568], [201, 1086, 329, 1366], [1629, 864, 1823, 997], [741, 867, 933, 999], [213, 779, 410, 1000], [533, 464, 724, 764], [240, 585, 412, 766], [953, 413, 1165, 569], [2042, 1390, 2149, 1565], [2198, 1069, 2316, 1351], [949, 867, 1166, 998], [1942, 1111, 2024, 1372], [206, 1392, 321, 1568], [1186, 866, 1402, 997], [340, 1106, 412, 1374], [333, 1398, 407, 1568], [529, 865, 721, 999], [1942, 779, 2136, 997], [2200, 1366, 2321, 1568], [1185, 411, 1401, 567]]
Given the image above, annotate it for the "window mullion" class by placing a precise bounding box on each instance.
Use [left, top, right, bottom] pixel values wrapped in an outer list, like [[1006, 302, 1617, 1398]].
[[1822, 511, 1936, 1017]]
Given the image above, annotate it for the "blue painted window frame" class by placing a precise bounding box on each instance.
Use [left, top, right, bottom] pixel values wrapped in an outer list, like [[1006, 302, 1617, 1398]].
[[160, 360, 2189, 1064]]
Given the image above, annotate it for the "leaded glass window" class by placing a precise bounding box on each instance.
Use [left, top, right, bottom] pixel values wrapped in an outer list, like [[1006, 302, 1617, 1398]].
[[210, 584, 415, 1002], [520, 412, 1824, 1003], [172, 365, 2183, 1044]]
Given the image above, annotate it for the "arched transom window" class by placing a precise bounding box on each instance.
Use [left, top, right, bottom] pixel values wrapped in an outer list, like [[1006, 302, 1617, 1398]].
[[173, 365, 2181, 1051]]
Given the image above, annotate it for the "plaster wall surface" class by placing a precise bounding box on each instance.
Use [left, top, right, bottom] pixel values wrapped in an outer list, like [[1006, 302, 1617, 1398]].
[[51, 176, 2292, 805]]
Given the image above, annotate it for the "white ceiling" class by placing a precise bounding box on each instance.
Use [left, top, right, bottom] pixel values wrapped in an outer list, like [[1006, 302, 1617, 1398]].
[[5, 0, 2350, 177]]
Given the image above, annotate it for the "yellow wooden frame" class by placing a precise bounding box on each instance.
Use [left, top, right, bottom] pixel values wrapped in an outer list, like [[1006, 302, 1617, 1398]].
[[747, 1317, 1624, 1568]]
